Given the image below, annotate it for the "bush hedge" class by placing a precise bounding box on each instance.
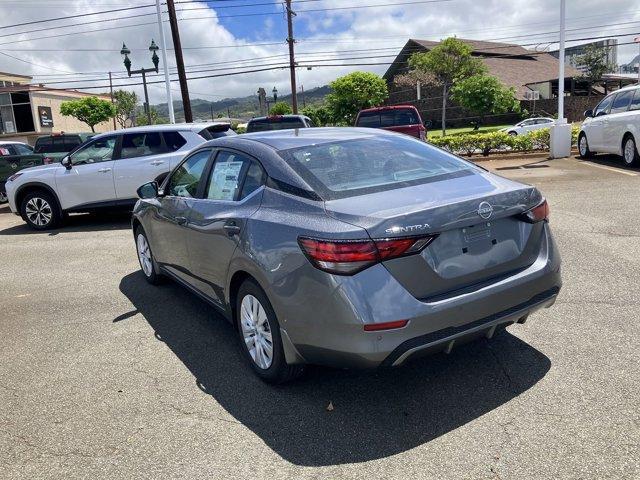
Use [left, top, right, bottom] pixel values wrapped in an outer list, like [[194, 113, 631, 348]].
[[429, 125, 581, 156]]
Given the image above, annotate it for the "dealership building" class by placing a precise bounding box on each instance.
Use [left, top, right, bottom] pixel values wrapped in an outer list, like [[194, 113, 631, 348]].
[[0, 71, 117, 145]]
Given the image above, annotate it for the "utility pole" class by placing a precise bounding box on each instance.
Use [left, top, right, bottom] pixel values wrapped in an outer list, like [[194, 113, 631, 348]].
[[166, 0, 192, 123], [156, 0, 175, 124], [285, 0, 298, 114], [300, 85, 306, 108], [108, 71, 116, 129], [557, 0, 566, 122], [227, 106, 231, 119], [210, 104, 214, 121]]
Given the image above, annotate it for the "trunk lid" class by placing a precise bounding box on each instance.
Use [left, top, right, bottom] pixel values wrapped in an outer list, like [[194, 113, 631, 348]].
[[324, 170, 544, 299]]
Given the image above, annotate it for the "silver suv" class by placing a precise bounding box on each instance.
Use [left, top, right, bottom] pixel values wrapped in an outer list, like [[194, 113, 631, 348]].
[[5, 123, 235, 229]]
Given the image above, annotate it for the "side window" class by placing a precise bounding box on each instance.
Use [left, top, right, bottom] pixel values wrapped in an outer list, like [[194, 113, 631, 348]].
[[630, 89, 640, 111], [33, 138, 51, 154], [0, 145, 17, 156], [14, 144, 33, 155], [594, 95, 614, 116], [120, 132, 165, 159], [162, 131, 187, 152], [166, 149, 211, 198], [69, 137, 117, 165], [610, 90, 634, 114], [64, 136, 82, 150], [240, 161, 265, 200], [206, 151, 259, 201]]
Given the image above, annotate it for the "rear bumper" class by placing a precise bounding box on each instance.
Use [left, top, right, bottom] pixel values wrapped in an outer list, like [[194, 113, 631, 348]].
[[283, 223, 562, 369], [381, 286, 558, 366]]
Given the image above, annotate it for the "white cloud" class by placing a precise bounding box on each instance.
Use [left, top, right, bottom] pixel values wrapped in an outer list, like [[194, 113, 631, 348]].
[[0, 0, 637, 107]]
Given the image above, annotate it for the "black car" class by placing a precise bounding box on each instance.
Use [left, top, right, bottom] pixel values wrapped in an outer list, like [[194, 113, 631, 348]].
[[246, 115, 313, 133]]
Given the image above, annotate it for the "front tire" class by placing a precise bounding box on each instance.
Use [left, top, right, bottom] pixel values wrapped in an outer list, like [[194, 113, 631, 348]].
[[622, 135, 639, 167], [20, 191, 61, 230], [236, 279, 304, 384], [135, 226, 162, 285], [578, 133, 593, 159]]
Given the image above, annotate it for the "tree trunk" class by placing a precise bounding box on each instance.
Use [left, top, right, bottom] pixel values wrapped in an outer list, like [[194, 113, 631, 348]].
[[441, 84, 447, 136], [90, 125, 95, 132]]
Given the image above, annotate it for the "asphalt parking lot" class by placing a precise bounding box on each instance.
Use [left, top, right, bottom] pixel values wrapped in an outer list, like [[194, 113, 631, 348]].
[[1, 155, 639, 479]]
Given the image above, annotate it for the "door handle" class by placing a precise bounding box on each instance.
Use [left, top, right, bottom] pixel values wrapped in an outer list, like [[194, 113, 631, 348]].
[[150, 160, 165, 166], [175, 216, 188, 226], [98, 167, 112, 173], [223, 221, 241, 236]]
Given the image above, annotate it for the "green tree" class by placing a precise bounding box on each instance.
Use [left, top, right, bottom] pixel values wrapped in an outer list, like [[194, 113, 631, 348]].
[[325, 71, 388, 125], [135, 106, 168, 126], [59, 96, 116, 132], [450, 74, 520, 127], [269, 101, 292, 115], [576, 44, 614, 95], [112, 90, 138, 128], [302, 104, 332, 126], [409, 37, 486, 135]]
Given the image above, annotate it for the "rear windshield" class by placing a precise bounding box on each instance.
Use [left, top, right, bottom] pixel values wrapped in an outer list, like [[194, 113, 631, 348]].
[[279, 135, 474, 200], [356, 108, 420, 128], [247, 117, 306, 132]]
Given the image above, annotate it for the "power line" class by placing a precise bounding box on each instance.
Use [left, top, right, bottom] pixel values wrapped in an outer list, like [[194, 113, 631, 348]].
[[0, 3, 155, 30]]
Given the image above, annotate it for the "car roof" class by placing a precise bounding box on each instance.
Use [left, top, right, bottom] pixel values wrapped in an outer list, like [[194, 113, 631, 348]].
[[92, 122, 230, 138], [358, 105, 418, 113], [248, 115, 310, 122], [0, 140, 26, 145], [233, 126, 390, 150]]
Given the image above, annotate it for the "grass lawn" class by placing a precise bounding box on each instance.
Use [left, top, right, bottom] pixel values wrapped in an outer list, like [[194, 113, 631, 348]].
[[427, 124, 511, 139]]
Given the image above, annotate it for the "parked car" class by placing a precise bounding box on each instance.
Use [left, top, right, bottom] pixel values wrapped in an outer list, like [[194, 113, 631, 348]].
[[4, 122, 235, 229], [578, 84, 640, 166], [499, 117, 555, 136], [33, 133, 95, 164], [132, 127, 562, 383], [0, 141, 43, 203], [246, 115, 313, 133], [355, 105, 427, 140]]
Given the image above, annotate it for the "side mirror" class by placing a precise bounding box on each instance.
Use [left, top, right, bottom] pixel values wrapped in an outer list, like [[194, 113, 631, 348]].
[[584, 109, 593, 118], [137, 181, 159, 199], [61, 156, 72, 170], [423, 120, 432, 128]]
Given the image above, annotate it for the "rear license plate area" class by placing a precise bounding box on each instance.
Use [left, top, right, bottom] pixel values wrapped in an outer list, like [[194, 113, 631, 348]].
[[461, 222, 495, 253]]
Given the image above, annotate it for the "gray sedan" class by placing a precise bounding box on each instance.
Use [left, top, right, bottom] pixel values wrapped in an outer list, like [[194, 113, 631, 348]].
[[132, 127, 562, 383]]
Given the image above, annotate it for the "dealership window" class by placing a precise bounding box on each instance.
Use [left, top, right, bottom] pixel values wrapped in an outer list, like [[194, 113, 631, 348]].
[[0, 91, 35, 134]]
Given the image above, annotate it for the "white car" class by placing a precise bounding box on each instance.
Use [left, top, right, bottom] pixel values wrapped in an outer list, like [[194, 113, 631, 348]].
[[5, 123, 235, 229], [500, 117, 555, 136], [578, 84, 640, 166]]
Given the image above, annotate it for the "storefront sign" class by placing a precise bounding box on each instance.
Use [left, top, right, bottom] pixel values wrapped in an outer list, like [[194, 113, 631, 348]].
[[38, 106, 54, 127]]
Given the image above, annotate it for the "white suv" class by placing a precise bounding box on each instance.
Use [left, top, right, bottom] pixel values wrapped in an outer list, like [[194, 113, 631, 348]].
[[5, 123, 235, 229], [578, 84, 640, 166]]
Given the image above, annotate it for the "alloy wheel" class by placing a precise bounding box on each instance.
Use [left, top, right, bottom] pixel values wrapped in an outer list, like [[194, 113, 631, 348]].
[[624, 138, 636, 165], [25, 197, 52, 227], [240, 294, 274, 370], [579, 136, 588, 157], [136, 234, 153, 277]]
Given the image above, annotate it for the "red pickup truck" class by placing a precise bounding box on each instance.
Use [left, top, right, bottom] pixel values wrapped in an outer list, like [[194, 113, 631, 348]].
[[355, 105, 428, 140]]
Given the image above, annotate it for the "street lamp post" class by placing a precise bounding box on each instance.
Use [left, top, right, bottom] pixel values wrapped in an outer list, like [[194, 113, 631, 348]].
[[121, 40, 160, 125]]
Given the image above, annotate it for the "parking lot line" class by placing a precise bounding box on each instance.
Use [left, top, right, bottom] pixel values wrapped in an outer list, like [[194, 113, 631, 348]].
[[580, 161, 638, 176]]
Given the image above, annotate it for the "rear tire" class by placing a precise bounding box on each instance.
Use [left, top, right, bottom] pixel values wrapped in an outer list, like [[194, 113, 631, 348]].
[[578, 133, 593, 159], [236, 279, 304, 384], [135, 226, 163, 285], [20, 191, 61, 230], [622, 135, 639, 167]]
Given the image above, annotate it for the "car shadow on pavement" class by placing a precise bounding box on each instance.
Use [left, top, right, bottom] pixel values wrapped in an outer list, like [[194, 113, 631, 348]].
[[118, 271, 551, 467], [0, 212, 131, 235], [577, 154, 640, 171]]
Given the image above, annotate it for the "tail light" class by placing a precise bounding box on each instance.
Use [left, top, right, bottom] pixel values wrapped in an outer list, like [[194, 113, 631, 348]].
[[519, 199, 549, 223], [298, 234, 438, 275]]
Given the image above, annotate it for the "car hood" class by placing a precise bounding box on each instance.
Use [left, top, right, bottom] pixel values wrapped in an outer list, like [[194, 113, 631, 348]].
[[17, 163, 61, 176]]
